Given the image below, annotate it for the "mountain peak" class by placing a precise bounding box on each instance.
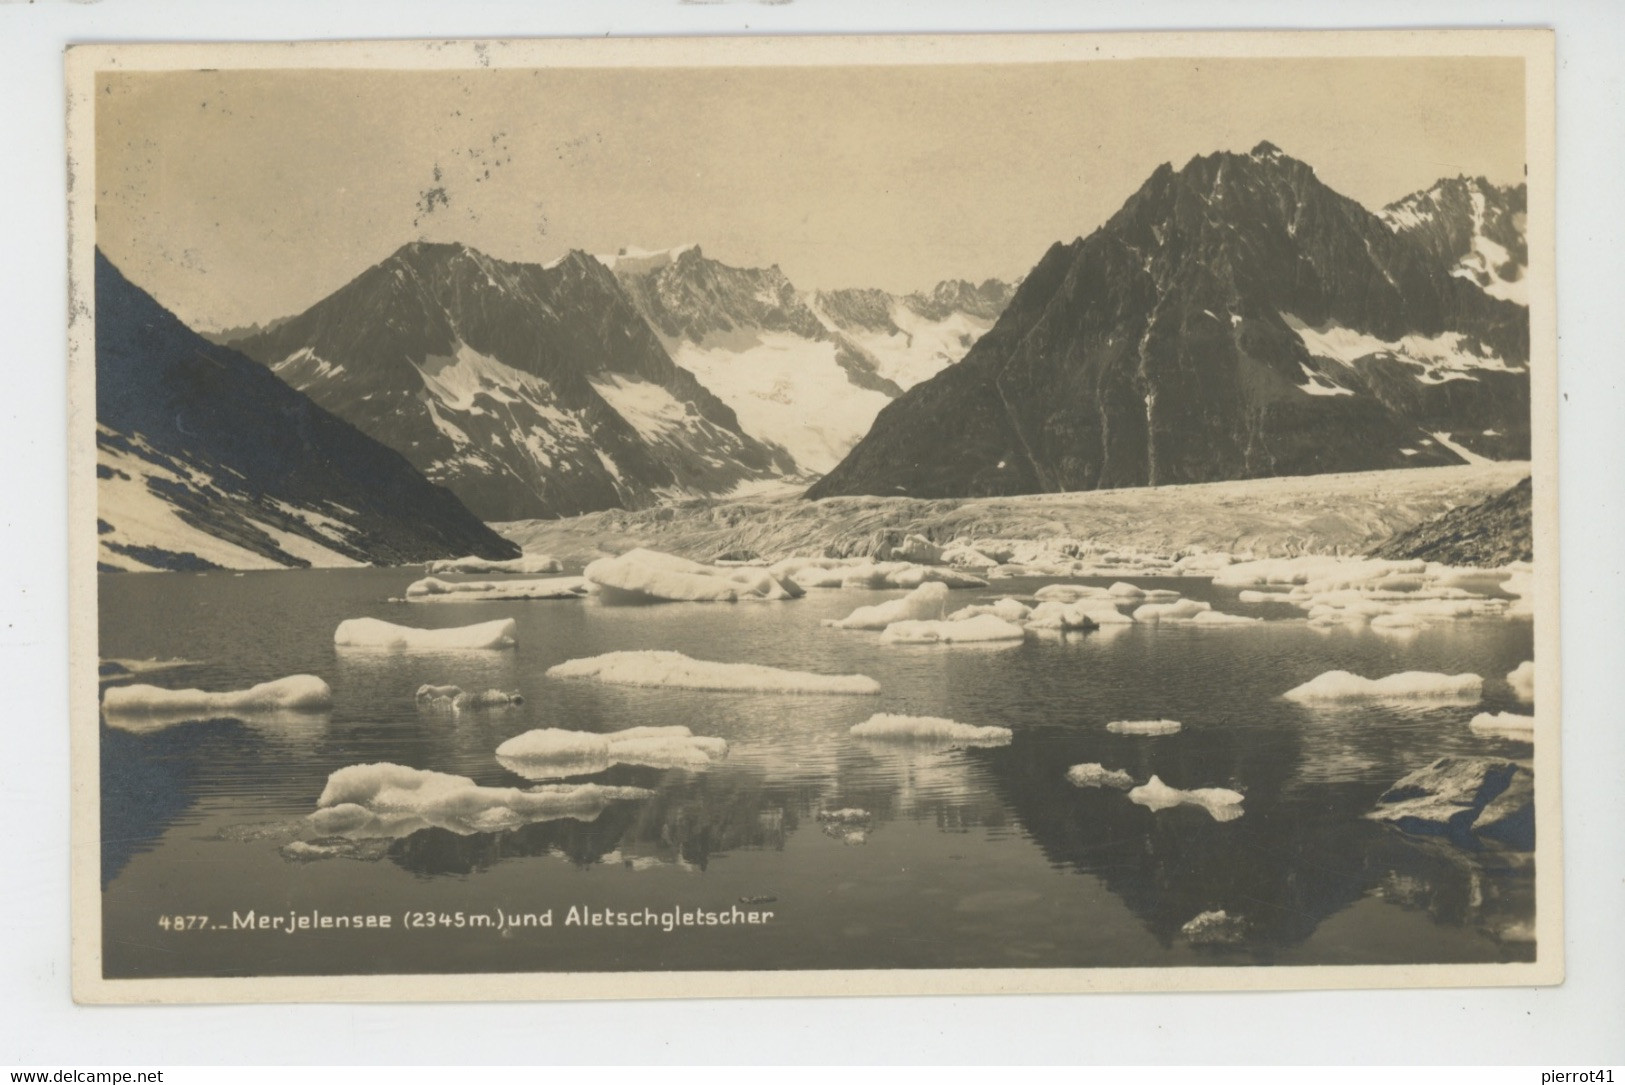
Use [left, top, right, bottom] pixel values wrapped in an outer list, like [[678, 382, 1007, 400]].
[[1250, 140, 1284, 158]]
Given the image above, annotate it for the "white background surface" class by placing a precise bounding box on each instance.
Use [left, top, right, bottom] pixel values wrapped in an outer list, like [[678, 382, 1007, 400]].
[[2, 0, 1621, 1066]]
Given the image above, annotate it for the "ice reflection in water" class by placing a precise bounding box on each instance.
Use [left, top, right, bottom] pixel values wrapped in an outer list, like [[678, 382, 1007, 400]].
[[98, 567, 1537, 977]]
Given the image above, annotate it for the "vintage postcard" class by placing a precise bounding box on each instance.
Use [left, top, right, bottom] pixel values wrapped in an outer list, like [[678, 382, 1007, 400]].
[[67, 30, 1560, 1003]]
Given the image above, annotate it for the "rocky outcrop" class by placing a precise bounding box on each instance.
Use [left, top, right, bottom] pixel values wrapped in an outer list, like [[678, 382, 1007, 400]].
[[1368, 756, 1534, 850], [1370, 476, 1532, 566]]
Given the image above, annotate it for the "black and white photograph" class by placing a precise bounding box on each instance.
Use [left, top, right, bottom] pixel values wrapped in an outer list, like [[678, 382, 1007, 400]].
[[66, 31, 1560, 1002]]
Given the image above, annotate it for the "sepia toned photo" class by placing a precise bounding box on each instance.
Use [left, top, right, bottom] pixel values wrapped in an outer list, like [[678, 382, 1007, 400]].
[[67, 30, 1560, 1003]]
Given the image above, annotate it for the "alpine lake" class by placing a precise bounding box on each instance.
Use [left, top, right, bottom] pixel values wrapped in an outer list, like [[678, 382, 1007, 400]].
[[97, 565, 1536, 979]]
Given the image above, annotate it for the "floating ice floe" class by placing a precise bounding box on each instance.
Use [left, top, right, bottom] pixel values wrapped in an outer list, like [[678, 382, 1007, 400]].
[[948, 597, 1032, 623], [102, 675, 332, 730], [1187, 610, 1262, 626], [308, 762, 652, 838], [1128, 775, 1245, 821], [939, 544, 1000, 569], [401, 576, 591, 602], [787, 560, 986, 591], [414, 684, 523, 712], [1033, 584, 1113, 603], [1215, 555, 1525, 629], [816, 808, 872, 823], [1022, 601, 1099, 631], [496, 724, 727, 778], [334, 616, 517, 650], [880, 614, 1028, 644], [425, 553, 563, 576], [1065, 763, 1136, 789], [1283, 669, 1483, 703], [1106, 719, 1182, 736], [849, 713, 1013, 746], [1469, 711, 1535, 739], [1107, 582, 1147, 600], [824, 581, 949, 630], [546, 650, 880, 695], [1131, 598, 1212, 622], [585, 548, 803, 603], [890, 534, 944, 564], [1507, 660, 1535, 704]]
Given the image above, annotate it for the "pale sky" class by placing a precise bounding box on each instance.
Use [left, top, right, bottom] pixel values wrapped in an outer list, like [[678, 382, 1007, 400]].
[[95, 56, 1525, 331]]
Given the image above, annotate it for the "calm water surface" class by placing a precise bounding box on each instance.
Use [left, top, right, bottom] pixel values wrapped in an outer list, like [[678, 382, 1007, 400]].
[[98, 567, 1536, 978]]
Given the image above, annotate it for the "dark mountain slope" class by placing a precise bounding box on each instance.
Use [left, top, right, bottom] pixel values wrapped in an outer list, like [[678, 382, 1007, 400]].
[[233, 242, 789, 520], [809, 144, 1529, 500], [95, 250, 517, 571]]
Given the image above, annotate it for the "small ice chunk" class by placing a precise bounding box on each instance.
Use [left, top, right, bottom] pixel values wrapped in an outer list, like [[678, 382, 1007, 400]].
[[310, 763, 652, 837], [1237, 590, 1295, 604], [824, 581, 949, 630], [1132, 598, 1212, 622], [850, 713, 1013, 746], [546, 650, 880, 695], [103, 675, 332, 727], [881, 614, 1028, 644], [1023, 601, 1099, 631], [1182, 910, 1248, 945], [816, 808, 872, 824], [948, 597, 1032, 623], [1106, 719, 1182, 736], [497, 724, 727, 778], [403, 576, 590, 602], [1107, 582, 1147, 599], [1470, 711, 1535, 738], [426, 553, 564, 575], [334, 616, 517, 650], [1129, 775, 1245, 821], [414, 684, 523, 711], [585, 548, 803, 603], [1283, 670, 1483, 703], [1507, 660, 1534, 704], [1187, 610, 1261, 625], [1066, 763, 1136, 789], [1034, 584, 1113, 603]]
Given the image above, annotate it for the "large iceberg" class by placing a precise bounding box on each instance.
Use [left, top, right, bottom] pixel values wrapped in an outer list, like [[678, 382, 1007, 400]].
[[824, 581, 948, 630], [497, 724, 727, 779], [334, 616, 517, 650], [546, 650, 880, 695], [879, 614, 1027, 644], [1507, 660, 1535, 704], [103, 674, 332, 730], [1283, 669, 1483, 703], [849, 713, 1012, 746], [585, 548, 803, 603], [1128, 775, 1245, 821], [425, 553, 563, 575], [402, 576, 591, 602], [308, 762, 651, 837]]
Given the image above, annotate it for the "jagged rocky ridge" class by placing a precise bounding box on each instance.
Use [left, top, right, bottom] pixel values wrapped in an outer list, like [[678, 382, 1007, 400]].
[[809, 143, 1530, 501], [231, 242, 790, 521], [1380, 176, 1528, 306], [95, 250, 517, 572], [604, 244, 1013, 474], [1370, 475, 1532, 567]]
